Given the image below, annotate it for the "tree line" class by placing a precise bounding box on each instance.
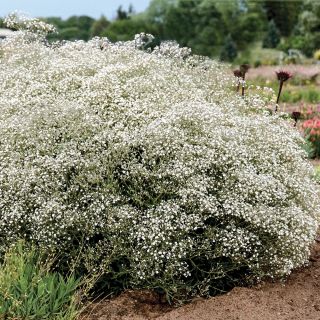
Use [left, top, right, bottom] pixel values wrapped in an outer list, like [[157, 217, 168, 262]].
[[1, 0, 319, 62]]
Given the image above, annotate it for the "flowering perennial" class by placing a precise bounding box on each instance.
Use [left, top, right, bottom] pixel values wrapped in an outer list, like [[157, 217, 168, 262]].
[[0, 20, 319, 300], [302, 118, 320, 157], [4, 13, 56, 35]]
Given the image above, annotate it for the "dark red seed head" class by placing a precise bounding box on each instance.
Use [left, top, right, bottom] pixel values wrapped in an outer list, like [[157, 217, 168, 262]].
[[233, 69, 242, 78], [276, 70, 292, 82], [292, 111, 301, 121], [240, 64, 250, 76]]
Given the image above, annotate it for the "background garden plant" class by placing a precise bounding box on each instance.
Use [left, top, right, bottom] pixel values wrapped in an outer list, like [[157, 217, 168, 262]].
[[0, 16, 319, 304]]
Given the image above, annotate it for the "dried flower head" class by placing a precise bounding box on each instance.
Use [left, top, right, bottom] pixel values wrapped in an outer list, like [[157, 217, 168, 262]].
[[292, 111, 301, 121], [233, 69, 242, 78], [240, 64, 250, 77], [276, 70, 292, 82]]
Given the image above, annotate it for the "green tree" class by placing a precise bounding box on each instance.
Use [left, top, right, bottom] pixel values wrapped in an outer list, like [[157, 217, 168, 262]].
[[144, 0, 175, 38], [236, 13, 264, 47], [116, 5, 129, 20], [45, 15, 95, 41], [145, 0, 175, 23], [162, 0, 225, 56], [263, 20, 280, 48], [273, 0, 320, 57], [59, 27, 83, 41], [297, 0, 320, 33], [262, 0, 303, 37], [90, 15, 110, 37], [103, 18, 158, 42], [220, 34, 237, 61], [65, 15, 95, 40], [44, 17, 65, 29]]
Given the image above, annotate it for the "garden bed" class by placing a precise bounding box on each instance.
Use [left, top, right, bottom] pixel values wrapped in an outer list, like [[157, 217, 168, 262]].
[[82, 240, 320, 320]]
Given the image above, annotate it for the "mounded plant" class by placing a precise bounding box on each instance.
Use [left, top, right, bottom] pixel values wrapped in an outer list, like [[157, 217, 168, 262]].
[[0, 16, 319, 302]]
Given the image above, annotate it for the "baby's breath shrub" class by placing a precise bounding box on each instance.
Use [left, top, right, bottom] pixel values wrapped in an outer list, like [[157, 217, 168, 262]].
[[0, 18, 319, 302]]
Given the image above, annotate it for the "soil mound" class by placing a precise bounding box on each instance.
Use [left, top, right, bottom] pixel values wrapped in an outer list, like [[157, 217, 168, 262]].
[[82, 241, 320, 320]]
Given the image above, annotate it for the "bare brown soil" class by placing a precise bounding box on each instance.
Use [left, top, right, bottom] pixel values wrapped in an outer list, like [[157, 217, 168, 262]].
[[81, 240, 320, 320]]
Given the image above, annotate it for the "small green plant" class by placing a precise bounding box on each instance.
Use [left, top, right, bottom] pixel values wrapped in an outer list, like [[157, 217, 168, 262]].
[[314, 166, 320, 183], [0, 241, 83, 320]]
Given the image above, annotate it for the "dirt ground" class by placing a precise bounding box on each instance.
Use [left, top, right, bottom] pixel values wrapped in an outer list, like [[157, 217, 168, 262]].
[[81, 240, 320, 320]]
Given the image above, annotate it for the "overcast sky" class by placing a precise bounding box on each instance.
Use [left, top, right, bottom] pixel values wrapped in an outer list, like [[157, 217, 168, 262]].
[[0, 0, 151, 19]]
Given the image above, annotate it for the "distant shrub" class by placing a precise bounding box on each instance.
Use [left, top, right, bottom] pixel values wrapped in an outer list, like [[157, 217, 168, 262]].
[[263, 20, 280, 49], [314, 49, 320, 61], [307, 89, 320, 104], [0, 16, 319, 302], [254, 60, 262, 68], [220, 34, 238, 62]]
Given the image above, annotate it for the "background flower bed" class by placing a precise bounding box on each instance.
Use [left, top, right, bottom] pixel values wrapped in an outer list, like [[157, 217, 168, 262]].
[[0, 23, 319, 303]]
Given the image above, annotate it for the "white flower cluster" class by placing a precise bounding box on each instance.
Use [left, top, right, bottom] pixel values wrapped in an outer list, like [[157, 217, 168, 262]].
[[0, 26, 319, 297], [134, 33, 155, 51], [152, 40, 192, 60], [4, 13, 56, 35]]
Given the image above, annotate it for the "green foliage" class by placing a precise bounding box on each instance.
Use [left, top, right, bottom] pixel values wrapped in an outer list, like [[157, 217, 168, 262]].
[[263, 20, 280, 49], [282, 33, 320, 58], [2, 0, 314, 64], [45, 15, 95, 41], [220, 34, 237, 62], [314, 166, 320, 182], [59, 27, 84, 41], [236, 42, 282, 66], [102, 18, 158, 42], [0, 242, 82, 320], [162, 0, 224, 56], [248, 77, 319, 104], [236, 13, 264, 47], [90, 15, 110, 37], [116, 5, 130, 20], [262, 0, 303, 36], [279, 87, 320, 104], [302, 138, 315, 159], [282, 0, 320, 57]]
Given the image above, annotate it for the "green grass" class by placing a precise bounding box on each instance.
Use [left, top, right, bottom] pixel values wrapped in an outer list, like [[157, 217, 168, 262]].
[[314, 166, 320, 182], [0, 242, 84, 320], [235, 41, 284, 66], [281, 86, 320, 104], [247, 79, 320, 104]]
